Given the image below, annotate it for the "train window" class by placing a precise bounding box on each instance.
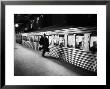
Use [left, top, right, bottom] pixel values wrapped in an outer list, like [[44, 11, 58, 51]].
[[59, 35, 65, 47], [90, 36, 97, 54], [34, 36, 38, 42], [30, 37, 33, 42], [76, 34, 84, 50], [23, 36, 27, 41], [26, 37, 29, 41], [49, 35, 59, 46], [68, 34, 75, 48]]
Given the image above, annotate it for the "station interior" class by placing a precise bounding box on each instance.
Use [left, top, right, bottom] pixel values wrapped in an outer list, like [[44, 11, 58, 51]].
[[14, 14, 97, 76]]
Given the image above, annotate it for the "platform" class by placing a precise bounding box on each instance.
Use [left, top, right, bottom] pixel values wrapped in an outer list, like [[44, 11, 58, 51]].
[[14, 43, 96, 76]]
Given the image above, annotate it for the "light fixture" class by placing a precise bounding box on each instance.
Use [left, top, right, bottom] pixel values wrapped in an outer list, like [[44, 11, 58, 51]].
[[15, 24, 19, 27]]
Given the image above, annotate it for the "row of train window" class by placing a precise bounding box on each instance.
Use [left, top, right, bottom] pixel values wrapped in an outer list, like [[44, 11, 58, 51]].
[[21, 34, 97, 53]]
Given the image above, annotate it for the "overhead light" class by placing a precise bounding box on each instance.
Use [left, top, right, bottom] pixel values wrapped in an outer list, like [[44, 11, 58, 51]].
[[15, 24, 19, 27]]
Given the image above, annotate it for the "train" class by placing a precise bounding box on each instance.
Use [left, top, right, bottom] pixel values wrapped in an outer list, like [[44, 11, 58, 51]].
[[16, 27, 97, 73]]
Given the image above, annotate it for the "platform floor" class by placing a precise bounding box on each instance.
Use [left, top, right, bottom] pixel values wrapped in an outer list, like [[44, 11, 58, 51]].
[[14, 43, 96, 76]]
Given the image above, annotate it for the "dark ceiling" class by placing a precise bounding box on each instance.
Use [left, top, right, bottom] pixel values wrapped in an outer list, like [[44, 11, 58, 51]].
[[14, 14, 97, 33]]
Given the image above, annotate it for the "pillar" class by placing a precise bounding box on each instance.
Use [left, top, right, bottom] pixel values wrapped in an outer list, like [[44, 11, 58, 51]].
[[64, 33, 68, 47], [73, 34, 76, 48], [52, 35, 55, 46]]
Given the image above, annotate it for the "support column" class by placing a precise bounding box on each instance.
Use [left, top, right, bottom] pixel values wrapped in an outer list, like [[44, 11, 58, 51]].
[[83, 33, 91, 51], [57, 35, 59, 45], [52, 35, 55, 46], [73, 34, 76, 48], [64, 33, 68, 47]]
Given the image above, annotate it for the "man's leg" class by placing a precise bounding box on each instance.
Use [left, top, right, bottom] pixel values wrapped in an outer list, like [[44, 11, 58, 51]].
[[42, 49, 45, 56]]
